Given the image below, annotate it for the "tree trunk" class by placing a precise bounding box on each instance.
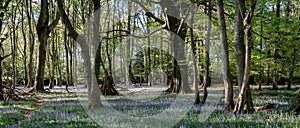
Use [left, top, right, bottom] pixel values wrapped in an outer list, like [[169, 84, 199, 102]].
[[202, 0, 212, 104], [64, 27, 70, 92], [216, 0, 234, 111], [49, 39, 56, 89], [21, 3, 28, 86], [57, 0, 103, 108], [125, 1, 132, 86], [259, 8, 263, 91], [234, 0, 245, 90], [189, 5, 200, 104], [33, 0, 48, 92], [273, 0, 280, 90], [95, 1, 119, 96], [167, 18, 191, 93], [32, 0, 59, 92], [287, 43, 297, 90], [234, 0, 256, 114], [26, 0, 35, 88], [287, 2, 297, 90], [0, 63, 3, 100], [0, 0, 12, 100], [11, 7, 17, 89]]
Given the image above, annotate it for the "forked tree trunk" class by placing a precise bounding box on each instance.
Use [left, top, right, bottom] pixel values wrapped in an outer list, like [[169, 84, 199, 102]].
[[141, 0, 191, 94], [32, 0, 59, 92], [166, 17, 191, 94], [234, 0, 256, 114]]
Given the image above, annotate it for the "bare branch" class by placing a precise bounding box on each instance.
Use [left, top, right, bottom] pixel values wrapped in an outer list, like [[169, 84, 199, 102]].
[[0, 53, 12, 61], [56, 0, 79, 40], [131, 0, 165, 25], [47, 10, 60, 35]]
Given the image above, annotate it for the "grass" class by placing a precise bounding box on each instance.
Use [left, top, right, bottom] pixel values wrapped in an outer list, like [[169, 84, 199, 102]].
[[0, 85, 299, 128]]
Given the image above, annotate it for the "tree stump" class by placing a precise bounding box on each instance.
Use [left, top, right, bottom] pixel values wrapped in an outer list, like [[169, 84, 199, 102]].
[[100, 74, 119, 96]]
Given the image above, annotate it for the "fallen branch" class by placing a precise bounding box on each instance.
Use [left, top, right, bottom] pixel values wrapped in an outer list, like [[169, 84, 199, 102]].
[[254, 103, 276, 112]]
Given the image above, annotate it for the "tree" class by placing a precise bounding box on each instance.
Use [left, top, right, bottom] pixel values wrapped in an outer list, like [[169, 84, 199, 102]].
[[0, 0, 12, 100], [189, 5, 200, 104], [234, 0, 246, 90], [137, 0, 192, 93], [32, 0, 60, 92], [25, 0, 35, 88], [201, 0, 212, 104], [272, 0, 280, 90], [97, 0, 119, 96], [234, 0, 256, 114], [57, 0, 102, 108], [216, 0, 234, 110]]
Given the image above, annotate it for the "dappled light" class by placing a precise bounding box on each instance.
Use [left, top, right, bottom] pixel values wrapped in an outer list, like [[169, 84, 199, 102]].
[[0, 0, 300, 127]]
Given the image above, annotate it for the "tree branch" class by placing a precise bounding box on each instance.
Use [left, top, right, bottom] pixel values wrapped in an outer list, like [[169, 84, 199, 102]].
[[47, 10, 60, 35], [56, 0, 79, 40], [3, 0, 12, 9], [131, 0, 165, 25], [0, 53, 12, 61]]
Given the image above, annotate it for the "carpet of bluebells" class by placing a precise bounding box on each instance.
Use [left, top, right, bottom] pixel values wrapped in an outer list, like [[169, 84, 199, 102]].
[[0, 85, 299, 128]]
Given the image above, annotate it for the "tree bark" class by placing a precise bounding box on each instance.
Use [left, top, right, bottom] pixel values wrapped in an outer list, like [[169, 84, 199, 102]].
[[234, 0, 245, 90], [26, 0, 35, 88], [21, 2, 28, 86], [189, 5, 200, 104], [0, 0, 12, 99], [216, 0, 234, 110], [49, 39, 56, 89], [32, 0, 59, 92], [11, 6, 17, 89], [234, 0, 256, 114], [202, 0, 212, 104], [125, 1, 132, 86], [259, 8, 263, 91], [273, 0, 280, 90], [64, 27, 70, 92]]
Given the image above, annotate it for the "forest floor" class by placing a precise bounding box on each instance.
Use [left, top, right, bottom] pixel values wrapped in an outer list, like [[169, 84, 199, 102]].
[[0, 84, 299, 128]]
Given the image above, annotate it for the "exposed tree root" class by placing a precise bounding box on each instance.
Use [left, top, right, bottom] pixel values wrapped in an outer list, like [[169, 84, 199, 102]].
[[28, 88, 51, 94], [1, 85, 37, 102], [254, 103, 276, 112]]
